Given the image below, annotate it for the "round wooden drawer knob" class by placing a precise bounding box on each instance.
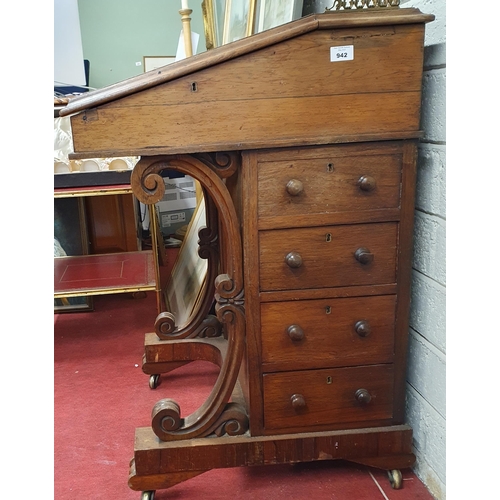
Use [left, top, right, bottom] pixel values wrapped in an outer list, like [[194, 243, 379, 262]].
[[285, 251, 303, 268], [355, 320, 371, 337], [355, 388, 372, 405], [357, 175, 376, 192], [291, 393, 307, 409], [354, 247, 374, 265], [287, 324, 305, 341], [286, 179, 304, 196]]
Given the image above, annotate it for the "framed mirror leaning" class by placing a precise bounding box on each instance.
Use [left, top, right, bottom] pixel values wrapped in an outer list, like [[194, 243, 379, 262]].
[[202, 0, 303, 49]]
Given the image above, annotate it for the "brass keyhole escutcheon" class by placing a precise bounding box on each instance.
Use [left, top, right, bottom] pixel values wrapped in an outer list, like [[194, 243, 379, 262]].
[[326, 163, 334, 172], [326, 376, 332, 384], [325, 306, 331, 314], [325, 233, 332, 242]]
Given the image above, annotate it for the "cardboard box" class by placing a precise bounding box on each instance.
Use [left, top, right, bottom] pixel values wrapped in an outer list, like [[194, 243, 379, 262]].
[[156, 175, 197, 237]]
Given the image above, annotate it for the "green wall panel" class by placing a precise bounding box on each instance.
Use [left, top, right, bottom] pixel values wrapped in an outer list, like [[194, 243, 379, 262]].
[[77, 0, 206, 89]]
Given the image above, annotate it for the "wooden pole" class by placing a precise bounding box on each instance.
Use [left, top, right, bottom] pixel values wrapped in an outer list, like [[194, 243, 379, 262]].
[[179, 8, 193, 57], [179, 3, 202, 203]]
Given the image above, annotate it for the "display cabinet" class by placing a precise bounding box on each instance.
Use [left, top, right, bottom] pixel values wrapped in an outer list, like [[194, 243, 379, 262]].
[[54, 184, 163, 314]]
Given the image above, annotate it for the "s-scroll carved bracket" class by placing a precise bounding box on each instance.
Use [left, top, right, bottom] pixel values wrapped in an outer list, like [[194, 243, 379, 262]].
[[132, 154, 246, 442], [150, 292, 246, 441]]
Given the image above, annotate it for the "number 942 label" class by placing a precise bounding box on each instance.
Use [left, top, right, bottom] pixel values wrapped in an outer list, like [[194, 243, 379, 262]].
[[330, 45, 354, 62]]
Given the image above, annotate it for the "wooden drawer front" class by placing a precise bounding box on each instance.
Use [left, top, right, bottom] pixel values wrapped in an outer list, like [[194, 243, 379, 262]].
[[258, 153, 401, 219], [261, 295, 396, 372], [263, 364, 394, 431], [259, 222, 397, 291]]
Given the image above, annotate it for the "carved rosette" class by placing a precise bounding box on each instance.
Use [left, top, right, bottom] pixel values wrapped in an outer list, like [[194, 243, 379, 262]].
[[132, 154, 246, 442], [215, 275, 245, 317]]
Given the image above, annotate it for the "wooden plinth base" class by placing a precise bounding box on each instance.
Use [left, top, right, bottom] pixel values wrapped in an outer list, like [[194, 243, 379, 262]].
[[128, 424, 415, 492]]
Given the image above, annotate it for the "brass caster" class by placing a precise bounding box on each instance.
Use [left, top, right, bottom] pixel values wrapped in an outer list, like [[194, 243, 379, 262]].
[[387, 469, 403, 489], [149, 374, 160, 390], [141, 491, 155, 500]]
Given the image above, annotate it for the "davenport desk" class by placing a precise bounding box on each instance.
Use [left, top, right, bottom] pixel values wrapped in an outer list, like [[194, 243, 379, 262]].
[[60, 8, 434, 499]]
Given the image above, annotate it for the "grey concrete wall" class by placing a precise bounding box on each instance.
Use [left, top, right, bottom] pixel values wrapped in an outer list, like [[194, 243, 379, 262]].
[[401, 1, 445, 498]]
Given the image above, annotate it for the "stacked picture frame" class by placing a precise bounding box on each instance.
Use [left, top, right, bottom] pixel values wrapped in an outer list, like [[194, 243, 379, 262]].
[[202, 0, 304, 49]]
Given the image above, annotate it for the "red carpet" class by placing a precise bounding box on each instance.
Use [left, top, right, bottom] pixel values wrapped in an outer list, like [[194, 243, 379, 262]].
[[54, 292, 434, 500]]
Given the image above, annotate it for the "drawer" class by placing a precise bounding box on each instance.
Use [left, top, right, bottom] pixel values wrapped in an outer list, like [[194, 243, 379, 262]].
[[263, 364, 394, 431], [261, 295, 396, 372], [257, 149, 402, 219], [259, 222, 398, 291]]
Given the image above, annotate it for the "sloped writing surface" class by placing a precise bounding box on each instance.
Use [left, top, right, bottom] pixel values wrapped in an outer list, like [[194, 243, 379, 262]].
[[60, 10, 434, 120], [64, 12, 431, 158]]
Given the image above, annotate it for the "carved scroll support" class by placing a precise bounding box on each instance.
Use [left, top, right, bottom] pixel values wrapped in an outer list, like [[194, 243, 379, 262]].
[[131, 154, 246, 441], [149, 283, 246, 441]]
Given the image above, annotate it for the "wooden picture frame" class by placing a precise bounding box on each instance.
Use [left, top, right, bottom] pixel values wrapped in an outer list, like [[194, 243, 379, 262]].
[[255, 0, 304, 33], [202, 0, 303, 49], [54, 197, 93, 313], [143, 56, 175, 73], [165, 197, 208, 327]]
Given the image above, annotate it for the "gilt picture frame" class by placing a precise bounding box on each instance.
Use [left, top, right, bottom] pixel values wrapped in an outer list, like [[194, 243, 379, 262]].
[[222, 0, 256, 45], [202, 0, 257, 49]]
